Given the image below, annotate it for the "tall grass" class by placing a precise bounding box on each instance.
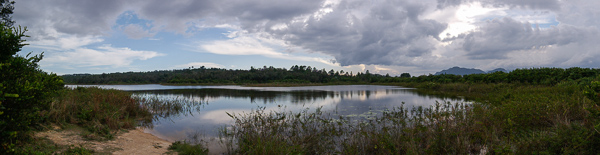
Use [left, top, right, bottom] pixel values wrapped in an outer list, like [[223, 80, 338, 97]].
[[219, 83, 600, 154], [47, 87, 152, 140], [135, 94, 204, 119]]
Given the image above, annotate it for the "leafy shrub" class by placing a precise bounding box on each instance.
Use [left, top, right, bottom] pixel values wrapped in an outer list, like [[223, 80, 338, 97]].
[[0, 23, 64, 152]]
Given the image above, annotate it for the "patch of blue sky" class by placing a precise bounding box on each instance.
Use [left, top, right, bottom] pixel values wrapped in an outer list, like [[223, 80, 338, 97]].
[[534, 17, 559, 28], [114, 11, 153, 30]]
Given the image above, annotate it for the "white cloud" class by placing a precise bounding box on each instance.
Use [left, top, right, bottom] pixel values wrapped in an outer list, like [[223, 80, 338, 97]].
[[426, 2, 507, 40], [199, 33, 338, 66], [44, 44, 164, 67], [26, 34, 104, 50], [201, 36, 281, 55]]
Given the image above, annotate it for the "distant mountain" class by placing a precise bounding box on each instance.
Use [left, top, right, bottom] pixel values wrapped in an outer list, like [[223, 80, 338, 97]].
[[434, 67, 486, 75], [487, 68, 508, 73]]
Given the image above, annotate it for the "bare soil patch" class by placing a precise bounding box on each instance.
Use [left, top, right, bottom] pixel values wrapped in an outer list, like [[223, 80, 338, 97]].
[[35, 126, 173, 154]]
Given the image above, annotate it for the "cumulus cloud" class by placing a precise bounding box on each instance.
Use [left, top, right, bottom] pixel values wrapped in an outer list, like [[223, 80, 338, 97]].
[[13, 0, 128, 39], [453, 17, 593, 59], [266, 0, 446, 66], [218, 0, 324, 31], [44, 45, 164, 67]]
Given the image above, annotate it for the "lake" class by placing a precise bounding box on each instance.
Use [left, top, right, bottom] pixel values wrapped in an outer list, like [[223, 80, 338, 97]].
[[68, 84, 466, 142]]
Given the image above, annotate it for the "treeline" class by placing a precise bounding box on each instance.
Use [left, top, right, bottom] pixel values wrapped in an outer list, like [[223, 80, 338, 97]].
[[64, 66, 600, 86], [388, 67, 600, 85], [62, 65, 400, 84]]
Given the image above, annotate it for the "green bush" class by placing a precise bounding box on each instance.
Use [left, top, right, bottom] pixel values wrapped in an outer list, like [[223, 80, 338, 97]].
[[0, 23, 64, 152]]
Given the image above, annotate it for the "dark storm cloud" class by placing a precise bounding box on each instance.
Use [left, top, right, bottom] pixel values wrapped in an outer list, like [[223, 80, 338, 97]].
[[268, 0, 446, 66], [456, 18, 592, 60]]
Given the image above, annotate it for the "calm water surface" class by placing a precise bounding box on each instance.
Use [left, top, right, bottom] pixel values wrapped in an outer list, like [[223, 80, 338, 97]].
[[69, 84, 466, 141]]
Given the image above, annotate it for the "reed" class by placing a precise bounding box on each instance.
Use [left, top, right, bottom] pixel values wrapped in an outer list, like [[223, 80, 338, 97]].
[[219, 82, 600, 154]]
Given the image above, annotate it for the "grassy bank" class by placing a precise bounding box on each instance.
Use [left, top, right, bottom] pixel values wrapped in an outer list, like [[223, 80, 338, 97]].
[[219, 82, 600, 154], [12, 87, 154, 154], [47, 87, 153, 140]]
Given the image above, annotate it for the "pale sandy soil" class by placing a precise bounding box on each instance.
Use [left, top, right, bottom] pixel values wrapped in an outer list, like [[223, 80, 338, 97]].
[[35, 126, 173, 154]]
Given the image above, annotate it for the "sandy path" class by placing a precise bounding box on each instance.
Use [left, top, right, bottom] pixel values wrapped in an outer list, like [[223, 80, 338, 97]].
[[36, 127, 173, 154]]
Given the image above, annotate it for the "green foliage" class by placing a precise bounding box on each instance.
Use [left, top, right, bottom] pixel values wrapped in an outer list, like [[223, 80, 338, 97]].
[[61, 65, 396, 85], [0, 0, 14, 27], [0, 23, 64, 152], [400, 72, 411, 78], [0, 22, 24, 61], [391, 67, 600, 86], [7, 137, 61, 154], [168, 141, 209, 155]]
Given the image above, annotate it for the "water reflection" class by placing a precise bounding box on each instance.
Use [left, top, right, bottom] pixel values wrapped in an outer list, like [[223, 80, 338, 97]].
[[69, 85, 466, 142]]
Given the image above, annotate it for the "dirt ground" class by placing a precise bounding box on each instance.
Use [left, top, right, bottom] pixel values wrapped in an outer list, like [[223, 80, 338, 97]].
[[35, 126, 173, 154]]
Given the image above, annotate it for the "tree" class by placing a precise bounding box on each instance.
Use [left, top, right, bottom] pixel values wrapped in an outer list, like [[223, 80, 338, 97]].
[[0, 0, 20, 63], [0, 0, 14, 27], [400, 73, 411, 78]]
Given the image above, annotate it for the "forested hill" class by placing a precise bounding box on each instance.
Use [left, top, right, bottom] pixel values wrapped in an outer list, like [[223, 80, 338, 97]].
[[61, 65, 399, 84], [434, 67, 486, 75]]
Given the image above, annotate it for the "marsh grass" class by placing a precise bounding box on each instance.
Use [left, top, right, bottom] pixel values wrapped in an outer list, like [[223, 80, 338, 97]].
[[47, 87, 153, 140], [220, 83, 600, 154], [135, 94, 205, 119], [167, 130, 210, 155], [168, 140, 209, 155]]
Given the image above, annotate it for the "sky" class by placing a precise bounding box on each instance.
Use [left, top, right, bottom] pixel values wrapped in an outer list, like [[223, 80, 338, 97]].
[[11, 0, 600, 76]]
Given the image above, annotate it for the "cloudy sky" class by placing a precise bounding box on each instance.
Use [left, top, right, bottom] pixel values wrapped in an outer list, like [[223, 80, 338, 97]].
[[12, 0, 600, 76]]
